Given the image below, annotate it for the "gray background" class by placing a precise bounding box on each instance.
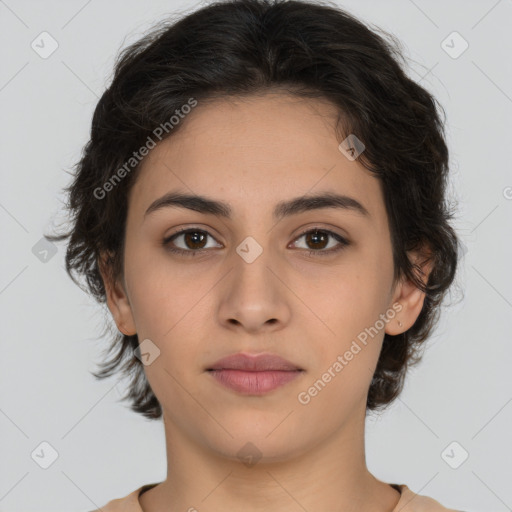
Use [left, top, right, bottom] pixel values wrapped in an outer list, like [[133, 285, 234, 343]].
[[1, 0, 511, 511]]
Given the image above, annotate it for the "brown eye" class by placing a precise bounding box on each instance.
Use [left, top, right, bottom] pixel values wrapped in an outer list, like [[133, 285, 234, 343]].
[[304, 230, 329, 250], [162, 226, 349, 258], [180, 230, 207, 250], [163, 228, 221, 256], [292, 228, 349, 257]]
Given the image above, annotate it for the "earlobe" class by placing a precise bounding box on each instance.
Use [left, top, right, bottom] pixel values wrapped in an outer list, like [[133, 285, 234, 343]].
[[98, 252, 137, 336]]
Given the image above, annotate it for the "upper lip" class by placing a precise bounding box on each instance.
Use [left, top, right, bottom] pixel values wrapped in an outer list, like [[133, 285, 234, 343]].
[[207, 353, 302, 371]]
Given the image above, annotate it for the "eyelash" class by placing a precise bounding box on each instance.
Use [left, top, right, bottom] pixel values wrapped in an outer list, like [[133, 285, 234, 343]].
[[162, 226, 349, 258]]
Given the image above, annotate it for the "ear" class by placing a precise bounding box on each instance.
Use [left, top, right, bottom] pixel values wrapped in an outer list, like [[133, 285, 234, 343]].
[[385, 247, 434, 336], [98, 251, 137, 336]]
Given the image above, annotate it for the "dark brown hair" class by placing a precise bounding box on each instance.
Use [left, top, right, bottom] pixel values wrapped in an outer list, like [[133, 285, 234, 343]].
[[47, 0, 461, 419]]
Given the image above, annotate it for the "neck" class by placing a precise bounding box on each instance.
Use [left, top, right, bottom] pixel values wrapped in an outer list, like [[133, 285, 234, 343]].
[[138, 404, 401, 512]]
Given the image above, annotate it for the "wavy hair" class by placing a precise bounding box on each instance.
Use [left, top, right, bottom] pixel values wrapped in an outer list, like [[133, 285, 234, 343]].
[[47, 0, 461, 419]]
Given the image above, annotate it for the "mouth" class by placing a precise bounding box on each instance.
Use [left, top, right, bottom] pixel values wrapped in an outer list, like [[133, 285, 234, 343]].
[[206, 352, 304, 395], [207, 368, 304, 395], [206, 352, 303, 372]]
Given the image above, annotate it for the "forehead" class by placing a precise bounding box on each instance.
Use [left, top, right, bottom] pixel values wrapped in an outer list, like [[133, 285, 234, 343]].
[[128, 92, 386, 227]]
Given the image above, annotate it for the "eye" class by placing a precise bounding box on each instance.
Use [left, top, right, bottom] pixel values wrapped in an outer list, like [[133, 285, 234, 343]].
[[162, 226, 350, 257], [162, 228, 221, 257], [290, 227, 349, 257]]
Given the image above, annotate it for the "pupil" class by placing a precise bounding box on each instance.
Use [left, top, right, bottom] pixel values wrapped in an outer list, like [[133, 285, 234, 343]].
[[186, 231, 206, 249], [308, 231, 327, 249]]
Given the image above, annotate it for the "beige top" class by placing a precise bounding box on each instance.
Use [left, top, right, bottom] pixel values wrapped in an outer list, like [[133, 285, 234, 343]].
[[93, 482, 461, 511]]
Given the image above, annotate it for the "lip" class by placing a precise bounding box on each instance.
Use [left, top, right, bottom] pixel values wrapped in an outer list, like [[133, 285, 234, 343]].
[[206, 353, 304, 395], [207, 352, 302, 372]]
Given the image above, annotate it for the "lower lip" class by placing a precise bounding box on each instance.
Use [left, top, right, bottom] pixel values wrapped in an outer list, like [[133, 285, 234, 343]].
[[208, 369, 303, 395]]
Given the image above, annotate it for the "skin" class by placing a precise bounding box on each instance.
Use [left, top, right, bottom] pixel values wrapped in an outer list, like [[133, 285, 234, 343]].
[[100, 91, 431, 512]]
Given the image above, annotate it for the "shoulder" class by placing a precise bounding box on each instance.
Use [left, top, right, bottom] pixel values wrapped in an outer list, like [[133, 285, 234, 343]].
[[89, 483, 158, 512], [394, 484, 461, 512], [89, 487, 142, 512]]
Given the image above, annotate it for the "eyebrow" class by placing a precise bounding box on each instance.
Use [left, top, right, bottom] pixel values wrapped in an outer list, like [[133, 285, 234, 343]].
[[144, 190, 370, 220]]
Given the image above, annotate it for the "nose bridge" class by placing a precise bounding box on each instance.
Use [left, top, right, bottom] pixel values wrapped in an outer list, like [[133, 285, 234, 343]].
[[231, 233, 278, 297]]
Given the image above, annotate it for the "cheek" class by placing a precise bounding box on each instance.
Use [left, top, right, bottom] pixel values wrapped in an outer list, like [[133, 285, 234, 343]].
[[297, 280, 386, 418], [301, 256, 392, 382], [123, 248, 215, 373], [123, 243, 196, 333], [311, 267, 385, 339]]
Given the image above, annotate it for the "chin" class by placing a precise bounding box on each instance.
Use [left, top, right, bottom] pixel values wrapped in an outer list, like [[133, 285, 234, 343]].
[[202, 428, 311, 467]]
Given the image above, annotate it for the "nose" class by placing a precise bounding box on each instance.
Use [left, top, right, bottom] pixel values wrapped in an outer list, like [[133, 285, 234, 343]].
[[217, 248, 292, 334]]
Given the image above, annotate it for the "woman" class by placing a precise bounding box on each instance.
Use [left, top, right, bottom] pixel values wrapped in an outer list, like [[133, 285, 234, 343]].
[[48, 0, 462, 510]]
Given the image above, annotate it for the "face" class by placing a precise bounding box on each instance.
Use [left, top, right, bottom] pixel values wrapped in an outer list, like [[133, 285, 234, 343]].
[[102, 92, 425, 463]]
